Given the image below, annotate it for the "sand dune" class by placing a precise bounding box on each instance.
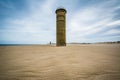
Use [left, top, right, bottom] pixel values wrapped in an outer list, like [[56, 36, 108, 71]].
[[0, 44, 120, 80]]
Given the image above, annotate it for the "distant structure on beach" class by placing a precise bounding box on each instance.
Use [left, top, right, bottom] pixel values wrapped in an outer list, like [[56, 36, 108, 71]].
[[55, 8, 67, 46]]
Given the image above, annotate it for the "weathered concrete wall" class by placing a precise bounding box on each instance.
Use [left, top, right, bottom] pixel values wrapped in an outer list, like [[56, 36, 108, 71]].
[[56, 8, 67, 46]]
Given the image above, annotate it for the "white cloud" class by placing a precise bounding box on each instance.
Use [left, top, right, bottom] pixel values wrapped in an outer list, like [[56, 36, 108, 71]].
[[67, 0, 120, 42], [0, 0, 120, 44], [104, 29, 120, 35], [0, 0, 57, 44], [106, 20, 120, 27]]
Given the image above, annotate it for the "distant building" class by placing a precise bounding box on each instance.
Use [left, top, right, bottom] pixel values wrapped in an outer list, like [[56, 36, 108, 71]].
[[55, 8, 67, 46]]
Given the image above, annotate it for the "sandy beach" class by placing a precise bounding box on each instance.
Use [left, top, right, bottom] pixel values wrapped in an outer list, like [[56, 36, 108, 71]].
[[0, 44, 120, 80]]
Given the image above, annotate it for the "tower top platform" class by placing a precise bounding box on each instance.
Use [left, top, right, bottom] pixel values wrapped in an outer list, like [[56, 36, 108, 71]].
[[55, 8, 67, 13]]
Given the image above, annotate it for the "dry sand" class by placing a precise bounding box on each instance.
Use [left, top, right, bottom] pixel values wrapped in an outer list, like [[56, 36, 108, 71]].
[[0, 44, 120, 80]]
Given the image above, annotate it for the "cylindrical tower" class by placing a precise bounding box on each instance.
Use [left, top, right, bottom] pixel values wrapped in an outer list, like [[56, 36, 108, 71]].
[[55, 8, 67, 46]]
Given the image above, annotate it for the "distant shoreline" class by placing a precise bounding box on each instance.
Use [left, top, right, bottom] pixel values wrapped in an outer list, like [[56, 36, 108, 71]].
[[0, 42, 120, 46], [0, 44, 50, 46]]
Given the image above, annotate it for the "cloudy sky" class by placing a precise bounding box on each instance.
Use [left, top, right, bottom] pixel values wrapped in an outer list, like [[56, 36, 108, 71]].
[[0, 0, 120, 44]]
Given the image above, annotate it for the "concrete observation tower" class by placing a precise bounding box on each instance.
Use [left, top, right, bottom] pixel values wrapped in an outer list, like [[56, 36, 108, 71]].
[[55, 8, 67, 46]]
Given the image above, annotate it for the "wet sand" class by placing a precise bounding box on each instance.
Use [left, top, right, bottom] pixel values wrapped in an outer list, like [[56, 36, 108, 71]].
[[0, 44, 120, 80]]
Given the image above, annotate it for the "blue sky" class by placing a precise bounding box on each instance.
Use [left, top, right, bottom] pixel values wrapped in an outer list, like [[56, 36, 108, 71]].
[[0, 0, 120, 44]]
